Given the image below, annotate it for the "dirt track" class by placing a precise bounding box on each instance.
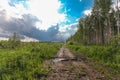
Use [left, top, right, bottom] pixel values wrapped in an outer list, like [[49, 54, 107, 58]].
[[43, 46, 120, 80]]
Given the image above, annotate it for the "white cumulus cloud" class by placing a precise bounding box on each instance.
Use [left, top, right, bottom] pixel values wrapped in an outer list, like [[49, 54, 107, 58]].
[[28, 0, 66, 30], [0, 0, 66, 30], [83, 9, 92, 16], [0, 0, 28, 19]]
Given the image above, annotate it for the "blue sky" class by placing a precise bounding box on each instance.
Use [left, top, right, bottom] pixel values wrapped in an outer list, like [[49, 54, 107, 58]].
[[59, 0, 93, 24], [0, 0, 94, 41]]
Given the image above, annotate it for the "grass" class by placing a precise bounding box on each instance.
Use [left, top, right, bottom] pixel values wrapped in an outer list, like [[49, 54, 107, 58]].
[[0, 41, 63, 80], [67, 44, 120, 73]]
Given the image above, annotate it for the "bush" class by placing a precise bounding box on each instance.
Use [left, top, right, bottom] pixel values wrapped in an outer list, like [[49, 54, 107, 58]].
[[0, 42, 62, 79], [67, 41, 74, 45], [110, 36, 120, 47]]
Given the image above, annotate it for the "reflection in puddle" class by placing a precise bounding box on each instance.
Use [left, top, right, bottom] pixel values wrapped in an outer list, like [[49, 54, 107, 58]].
[[52, 58, 66, 63], [52, 58, 79, 63]]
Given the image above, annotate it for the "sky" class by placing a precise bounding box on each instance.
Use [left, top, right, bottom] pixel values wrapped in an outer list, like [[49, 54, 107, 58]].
[[0, 0, 94, 41]]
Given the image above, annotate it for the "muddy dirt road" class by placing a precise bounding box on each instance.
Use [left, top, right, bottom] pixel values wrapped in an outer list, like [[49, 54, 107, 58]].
[[44, 46, 119, 80]]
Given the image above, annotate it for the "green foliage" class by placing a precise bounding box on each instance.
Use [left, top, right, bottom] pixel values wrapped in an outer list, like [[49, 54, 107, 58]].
[[67, 45, 120, 73], [0, 42, 62, 80], [110, 36, 120, 47], [67, 41, 74, 45]]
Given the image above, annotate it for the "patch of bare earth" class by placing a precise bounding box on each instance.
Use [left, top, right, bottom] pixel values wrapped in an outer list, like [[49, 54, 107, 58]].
[[42, 46, 120, 80]]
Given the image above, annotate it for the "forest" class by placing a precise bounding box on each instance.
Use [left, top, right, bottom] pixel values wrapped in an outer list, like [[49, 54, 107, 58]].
[[67, 0, 120, 74], [68, 0, 120, 45]]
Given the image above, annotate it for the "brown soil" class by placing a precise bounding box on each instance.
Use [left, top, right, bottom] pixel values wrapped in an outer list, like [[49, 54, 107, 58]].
[[42, 46, 120, 80]]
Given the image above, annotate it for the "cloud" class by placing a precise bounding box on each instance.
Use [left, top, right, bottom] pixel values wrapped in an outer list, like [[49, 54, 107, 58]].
[[0, 0, 66, 30], [0, 0, 28, 19], [80, 0, 82, 2], [57, 23, 78, 41], [24, 24, 60, 41], [0, 0, 78, 42], [112, 0, 120, 11], [27, 0, 66, 30], [0, 11, 60, 41], [83, 9, 92, 16]]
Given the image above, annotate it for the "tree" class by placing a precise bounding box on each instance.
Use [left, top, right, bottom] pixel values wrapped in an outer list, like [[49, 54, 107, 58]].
[[116, 0, 120, 35], [8, 32, 21, 48]]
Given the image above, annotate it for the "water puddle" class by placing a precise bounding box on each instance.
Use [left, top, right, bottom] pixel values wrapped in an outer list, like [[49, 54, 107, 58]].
[[52, 57, 66, 63], [52, 57, 79, 63]]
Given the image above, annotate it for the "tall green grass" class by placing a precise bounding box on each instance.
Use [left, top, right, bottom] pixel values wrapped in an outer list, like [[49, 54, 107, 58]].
[[67, 45, 120, 73], [0, 41, 62, 80]]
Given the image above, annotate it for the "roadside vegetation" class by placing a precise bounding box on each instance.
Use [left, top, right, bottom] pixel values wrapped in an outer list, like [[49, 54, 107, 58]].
[[67, 44, 120, 73], [0, 33, 62, 80]]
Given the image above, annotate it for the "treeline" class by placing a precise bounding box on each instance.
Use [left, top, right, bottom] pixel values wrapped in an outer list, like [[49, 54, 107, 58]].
[[68, 0, 120, 45]]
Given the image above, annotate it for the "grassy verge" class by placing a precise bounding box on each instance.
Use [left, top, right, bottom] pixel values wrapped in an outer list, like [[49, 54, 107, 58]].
[[67, 44, 120, 73], [0, 41, 62, 80]]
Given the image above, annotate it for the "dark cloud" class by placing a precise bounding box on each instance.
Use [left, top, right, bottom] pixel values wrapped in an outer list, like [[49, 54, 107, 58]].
[[23, 24, 59, 41], [0, 11, 61, 41], [0, 9, 78, 42]]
